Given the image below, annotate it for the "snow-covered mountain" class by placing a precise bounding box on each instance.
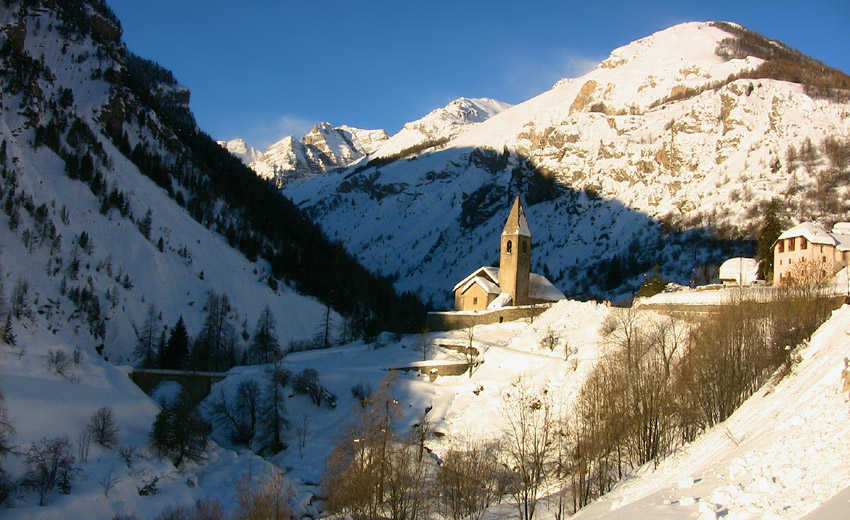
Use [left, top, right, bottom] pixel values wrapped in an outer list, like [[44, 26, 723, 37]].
[[370, 97, 513, 159], [283, 22, 850, 307], [222, 97, 512, 187], [223, 123, 390, 186], [216, 137, 262, 165]]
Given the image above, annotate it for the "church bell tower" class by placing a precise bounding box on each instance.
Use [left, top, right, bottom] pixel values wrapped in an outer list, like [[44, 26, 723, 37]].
[[500, 196, 531, 306]]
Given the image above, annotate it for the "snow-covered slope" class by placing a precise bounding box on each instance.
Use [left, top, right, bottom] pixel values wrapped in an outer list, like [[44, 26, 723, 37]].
[[197, 292, 850, 520], [0, 2, 341, 514], [0, 325, 284, 519], [568, 303, 850, 520], [371, 97, 513, 158], [283, 22, 850, 307], [0, 2, 328, 364]]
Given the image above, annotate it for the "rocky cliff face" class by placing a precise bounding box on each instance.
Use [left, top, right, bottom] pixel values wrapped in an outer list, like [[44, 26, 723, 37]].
[[282, 22, 850, 306]]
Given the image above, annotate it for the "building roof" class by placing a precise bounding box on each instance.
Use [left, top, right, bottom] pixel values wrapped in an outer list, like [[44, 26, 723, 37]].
[[453, 266, 565, 306], [453, 266, 499, 293], [775, 222, 837, 247], [502, 196, 531, 237], [718, 257, 760, 284], [458, 275, 501, 296], [773, 222, 850, 251], [528, 272, 566, 301]]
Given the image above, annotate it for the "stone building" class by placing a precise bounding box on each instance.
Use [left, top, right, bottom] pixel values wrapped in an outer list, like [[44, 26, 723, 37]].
[[772, 222, 850, 285], [453, 197, 564, 311]]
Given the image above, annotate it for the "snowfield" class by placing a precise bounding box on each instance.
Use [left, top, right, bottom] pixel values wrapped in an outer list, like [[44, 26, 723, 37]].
[[567, 303, 850, 520], [3, 284, 850, 519]]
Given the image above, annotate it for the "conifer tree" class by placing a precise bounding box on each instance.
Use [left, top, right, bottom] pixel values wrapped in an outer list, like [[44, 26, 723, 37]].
[[159, 316, 189, 369], [191, 292, 238, 371], [0, 315, 15, 346], [138, 208, 152, 239], [251, 305, 280, 364], [133, 304, 160, 368], [258, 360, 290, 454], [756, 198, 784, 281]]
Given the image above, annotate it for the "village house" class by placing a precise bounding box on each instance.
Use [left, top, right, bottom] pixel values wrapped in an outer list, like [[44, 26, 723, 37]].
[[772, 222, 850, 285], [453, 197, 564, 311]]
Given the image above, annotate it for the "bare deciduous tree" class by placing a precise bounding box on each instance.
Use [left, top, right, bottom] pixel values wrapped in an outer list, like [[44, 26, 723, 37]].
[[499, 376, 558, 520], [88, 405, 119, 449], [25, 436, 75, 505], [436, 439, 500, 520], [233, 471, 296, 520], [323, 373, 430, 520]]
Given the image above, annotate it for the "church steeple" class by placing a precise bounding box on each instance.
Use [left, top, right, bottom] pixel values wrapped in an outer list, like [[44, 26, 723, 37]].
[[500, 197, 531, 305]]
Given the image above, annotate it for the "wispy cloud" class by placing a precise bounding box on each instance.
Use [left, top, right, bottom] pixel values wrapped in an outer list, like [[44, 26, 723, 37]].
[[501, 49, 602, 101]]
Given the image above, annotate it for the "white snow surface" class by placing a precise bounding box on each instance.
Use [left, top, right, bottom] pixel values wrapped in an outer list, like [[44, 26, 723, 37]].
[[777, 222, 840, 246], [0, 325, 284, 519], [371, 97, 513, 158], [564, 304, 850, 520]]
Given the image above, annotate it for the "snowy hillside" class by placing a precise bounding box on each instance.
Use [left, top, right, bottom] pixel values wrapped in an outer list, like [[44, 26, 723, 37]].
[[0, 3, 329, 364], [195, 292, 850, 520], [0, 324, 284, 519], [370, 97, 513, 159], [283, 21, 850, 307], [568, 303, 850, 520]]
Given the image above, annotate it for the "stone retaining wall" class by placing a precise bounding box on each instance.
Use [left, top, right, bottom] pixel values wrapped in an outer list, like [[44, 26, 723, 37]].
[[425, 304, 552, 331]]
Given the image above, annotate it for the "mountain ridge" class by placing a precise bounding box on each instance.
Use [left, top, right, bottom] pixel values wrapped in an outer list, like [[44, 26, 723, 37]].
[[219, 97, 513, 186], [281, 21, 850, 307]]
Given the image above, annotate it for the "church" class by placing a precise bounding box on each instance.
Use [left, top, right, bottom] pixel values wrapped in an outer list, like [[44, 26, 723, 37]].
[[452, 197, 564, 311]]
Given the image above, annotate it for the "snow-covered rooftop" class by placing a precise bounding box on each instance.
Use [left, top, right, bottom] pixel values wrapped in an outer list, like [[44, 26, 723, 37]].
[[452, 266, 565, 304], [718, 257, 760, 284], [459, 275, 501, 296], [775, 222, 837, 246]]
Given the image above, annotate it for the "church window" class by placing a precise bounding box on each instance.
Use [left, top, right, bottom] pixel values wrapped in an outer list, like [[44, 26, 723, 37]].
[[506, 240, 512, 254], [473, 297, 478, 305]]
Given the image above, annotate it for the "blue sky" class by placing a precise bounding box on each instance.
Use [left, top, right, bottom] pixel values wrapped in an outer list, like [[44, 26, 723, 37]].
[[107, 0, 849, 150]]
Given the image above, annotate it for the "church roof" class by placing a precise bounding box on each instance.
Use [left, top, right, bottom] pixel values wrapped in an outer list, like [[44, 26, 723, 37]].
[[453, 266, 565, 305], [458, 275, 502, 296], [453, 266, 499, 293], [502, 196, 531, 237]]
